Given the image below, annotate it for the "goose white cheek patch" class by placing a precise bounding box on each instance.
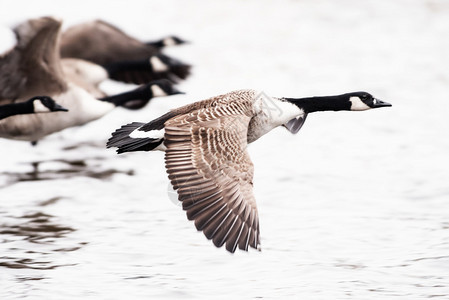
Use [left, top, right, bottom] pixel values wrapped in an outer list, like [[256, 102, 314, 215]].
[[349, 96, 371, 111], [149, 56, 169, 72], [33, 100, 51, 113], [151, 85, 168, 97]]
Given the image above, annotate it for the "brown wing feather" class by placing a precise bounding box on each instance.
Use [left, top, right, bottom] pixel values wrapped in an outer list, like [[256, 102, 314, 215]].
[[164, 98, 260, 253]]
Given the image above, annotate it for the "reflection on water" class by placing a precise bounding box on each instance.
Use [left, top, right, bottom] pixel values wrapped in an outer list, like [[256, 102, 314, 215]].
[[0, 209, 81, 271], [0, 211, 73, 243], [0, 157, 134, 187]]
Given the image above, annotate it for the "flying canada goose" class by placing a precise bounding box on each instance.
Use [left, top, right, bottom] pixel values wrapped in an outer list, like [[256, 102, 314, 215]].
[[60, 19, 191, 84], [0, 96, 68, 120], [107, 89, 392, 253], [0, 17, 183, 143]]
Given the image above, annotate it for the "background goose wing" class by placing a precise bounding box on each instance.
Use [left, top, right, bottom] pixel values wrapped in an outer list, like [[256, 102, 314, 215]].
[[164, 104, 260, 253], [61, 19, 158, 65], [0, 17, 67, 102]]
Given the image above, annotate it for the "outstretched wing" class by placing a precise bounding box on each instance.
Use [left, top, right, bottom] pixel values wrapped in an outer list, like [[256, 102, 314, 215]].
[[164, 103, 261, 253]]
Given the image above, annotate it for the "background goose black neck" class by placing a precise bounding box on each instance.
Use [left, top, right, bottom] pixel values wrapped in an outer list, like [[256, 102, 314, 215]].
[[0, 101, 33, 120], [99, 84, 152, 107]]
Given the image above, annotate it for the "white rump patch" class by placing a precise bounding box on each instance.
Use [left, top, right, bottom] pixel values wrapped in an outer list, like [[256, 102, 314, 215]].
[[151, 85, 168, 97], [33, 100, 51, 113], [149, 56, 169, 72], [130, 128, 164, 139], [349, 96, 370, 111]]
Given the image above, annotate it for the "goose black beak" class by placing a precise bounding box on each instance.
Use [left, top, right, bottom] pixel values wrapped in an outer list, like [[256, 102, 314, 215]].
[[54, 103, 69, 112], [178, 39, 190, 45], [372, 98, 392, 108]]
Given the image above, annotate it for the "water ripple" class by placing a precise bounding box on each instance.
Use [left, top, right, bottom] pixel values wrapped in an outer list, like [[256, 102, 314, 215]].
[[0, 209, 83, 271], [0, 158, 134, 187]]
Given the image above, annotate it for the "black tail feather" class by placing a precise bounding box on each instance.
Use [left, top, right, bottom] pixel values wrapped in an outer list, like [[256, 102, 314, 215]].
[[107, 122, 163, 154]]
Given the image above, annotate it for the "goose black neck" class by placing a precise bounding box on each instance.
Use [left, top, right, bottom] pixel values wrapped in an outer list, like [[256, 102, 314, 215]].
[[285, 94, 351, 113], [99, 85, 152, 107], [0, 101, 33, 120], [146, 40, 164, 49]]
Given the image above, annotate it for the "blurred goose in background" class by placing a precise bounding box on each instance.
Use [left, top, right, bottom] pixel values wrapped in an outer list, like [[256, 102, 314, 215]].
[[0, 17, 183, 143], [0, 96, 67, 120], [60, 19, 191, 84], [107, 90, 392, 253]]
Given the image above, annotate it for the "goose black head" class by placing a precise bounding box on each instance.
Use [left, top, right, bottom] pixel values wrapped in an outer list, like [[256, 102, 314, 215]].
[[150, 79, 184, 97], [285, 91, 391, 113], [347, 91, 392, 111], [282, 91, 391, 134], [31, 96, 68, 113]]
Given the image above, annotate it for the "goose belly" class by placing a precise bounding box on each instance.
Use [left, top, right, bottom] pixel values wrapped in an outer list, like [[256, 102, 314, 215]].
[[0, 113, 48, 141]]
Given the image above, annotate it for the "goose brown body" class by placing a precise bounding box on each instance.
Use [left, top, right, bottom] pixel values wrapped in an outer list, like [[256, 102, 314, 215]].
[[109, 90, 305, 252]]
